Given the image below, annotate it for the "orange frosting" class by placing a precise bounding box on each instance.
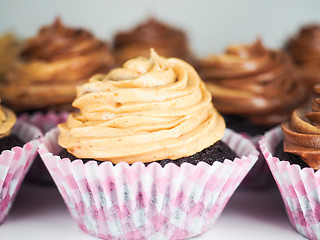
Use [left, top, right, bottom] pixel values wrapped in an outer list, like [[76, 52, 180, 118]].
[[0, 99, 16, 138], [58, 50, 225, 163]]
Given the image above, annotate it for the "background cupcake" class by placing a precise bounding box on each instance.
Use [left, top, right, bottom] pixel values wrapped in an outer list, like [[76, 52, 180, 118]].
[[39, 50, 258, 239], [0, 99, 42, 223], [197, 39, 307, 137], [285, 24, 320, 93], [0, 18, 114, 113], [113, 18, 192, 65], [260, 84, 320, 239]]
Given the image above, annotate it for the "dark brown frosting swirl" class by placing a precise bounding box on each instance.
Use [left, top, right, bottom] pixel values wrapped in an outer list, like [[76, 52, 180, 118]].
[[0, 18, 114, 112], [197, 39, 307, 126], [282, 84, 320, 170], [113, 18, 191, 65], [285, 24, 320, 91]]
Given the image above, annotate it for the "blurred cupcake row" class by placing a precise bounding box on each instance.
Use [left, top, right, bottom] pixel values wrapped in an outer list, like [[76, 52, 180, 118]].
[[0, 16, 320, 240]]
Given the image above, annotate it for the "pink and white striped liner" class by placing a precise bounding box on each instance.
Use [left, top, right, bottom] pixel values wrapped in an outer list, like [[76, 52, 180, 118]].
[[39, 127, 258, 240], [19, 111, 68, 183], [0, 120, 42, 223], [19, 111, 69, 134], [259, 126, 320, 240]]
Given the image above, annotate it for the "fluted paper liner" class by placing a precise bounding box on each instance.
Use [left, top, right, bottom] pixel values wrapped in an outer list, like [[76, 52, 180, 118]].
[[19, 111, 68, 134], [259, 126, 320, 240], [19, 111, 68, 183], [39, 128, 258, 239], [0, 120, 41, 223]]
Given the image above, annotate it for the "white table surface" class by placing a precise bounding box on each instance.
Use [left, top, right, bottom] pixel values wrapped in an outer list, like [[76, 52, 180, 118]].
[[0, 182, 306, 240]]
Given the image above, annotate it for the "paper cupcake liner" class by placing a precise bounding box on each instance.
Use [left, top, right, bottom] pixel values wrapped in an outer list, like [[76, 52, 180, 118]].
[[19, 111, 68, 134], [19, 111, 68, 184], [259, 126, 320, 240], [0, 120, 42, 223], [238, 133, 273, 190], [38, 127, 258, 239]]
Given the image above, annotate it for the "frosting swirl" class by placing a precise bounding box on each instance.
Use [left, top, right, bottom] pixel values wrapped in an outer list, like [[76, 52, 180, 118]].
[[282, 84, 320, 170], [113, 18, 191, 65], [197, 39, 307, 126], [0, 18, 114, 112], [0, 99, 16, 138], [285, 24, 320, 91], [58, 49, 225, 163]]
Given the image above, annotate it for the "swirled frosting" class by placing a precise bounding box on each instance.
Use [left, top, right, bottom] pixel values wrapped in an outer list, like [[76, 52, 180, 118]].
[[285, 24, 320, 91], [282, 84, 320, 170], [58, 49, 225, 163], [0, 18, 114, 111], [113, 18, 191, 65], [197, 39, 307, 126], [0, 99, 16, 138]]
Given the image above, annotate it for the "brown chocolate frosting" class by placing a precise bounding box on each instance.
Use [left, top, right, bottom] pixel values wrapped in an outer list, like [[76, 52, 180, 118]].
[[285, 24, 320, 91], [113, 18, 191, 65], [0, 18, 114, 112], [197, 39, 307, 126], [282, 84, 320, 170]]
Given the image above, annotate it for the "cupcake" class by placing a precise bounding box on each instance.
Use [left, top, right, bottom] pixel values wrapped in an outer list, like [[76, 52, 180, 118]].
[[197, 39, 307, 137], [0, 99, 41, 223], [285, 24, 320, 93], [0, 18, 114, 113], [259, 84, 320, 239], [38, 50, 258, 239], [0, 33, 21, 82], [113, 18, 192, 65]]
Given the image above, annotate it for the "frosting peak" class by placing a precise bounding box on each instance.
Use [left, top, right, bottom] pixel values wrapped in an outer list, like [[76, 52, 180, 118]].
[[0, 99, 16, 138], [197, 39, 307, 126], [59, 50, 225, 163], [282, 84, 320, 170]]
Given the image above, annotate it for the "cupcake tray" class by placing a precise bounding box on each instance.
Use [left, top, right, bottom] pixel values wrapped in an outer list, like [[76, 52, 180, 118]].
[[1, 182, 305, 240]]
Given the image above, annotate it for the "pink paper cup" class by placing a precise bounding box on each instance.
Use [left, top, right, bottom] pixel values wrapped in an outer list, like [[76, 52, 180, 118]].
[[0, 120, 42, 223], [259, 126, 320, 240], [239, 133, 273, 190], [39, 128, 258, 239], [19, 112, 68, 184]]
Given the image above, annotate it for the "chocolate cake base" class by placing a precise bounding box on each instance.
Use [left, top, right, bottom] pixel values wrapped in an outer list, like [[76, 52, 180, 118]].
[[59, 140, 238, 167], [274, 141, 310, 169], [0, 134, 24, 152], [223, 114, 271, 136]]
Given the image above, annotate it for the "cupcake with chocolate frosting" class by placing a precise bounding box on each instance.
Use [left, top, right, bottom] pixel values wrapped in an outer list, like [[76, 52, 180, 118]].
[[259, 84, 320, 239], [113, 18, 192, 65], [197, 39, 307, 136], [285, 24, 320, 92], [0, 18, 114, 112], [0, 99, 41, 223], [38, 50, 258, 239]]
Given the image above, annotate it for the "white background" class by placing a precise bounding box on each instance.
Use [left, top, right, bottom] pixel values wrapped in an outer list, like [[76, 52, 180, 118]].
[[0, 0, 318, 239], [0, 0, 319, 56]]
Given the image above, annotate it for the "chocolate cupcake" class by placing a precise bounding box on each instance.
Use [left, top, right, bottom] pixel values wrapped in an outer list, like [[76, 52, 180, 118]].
[[0, 33, 21, 82], [0, 18, 114, 112], [0, 99, 41, 223], [197, 39, 307, 136], [276, 85, 320, 169], [113, 18, 192, 65], [285, 24, 320, 92], [39, 50, 258, 239], [259, 85, 320, 239]]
